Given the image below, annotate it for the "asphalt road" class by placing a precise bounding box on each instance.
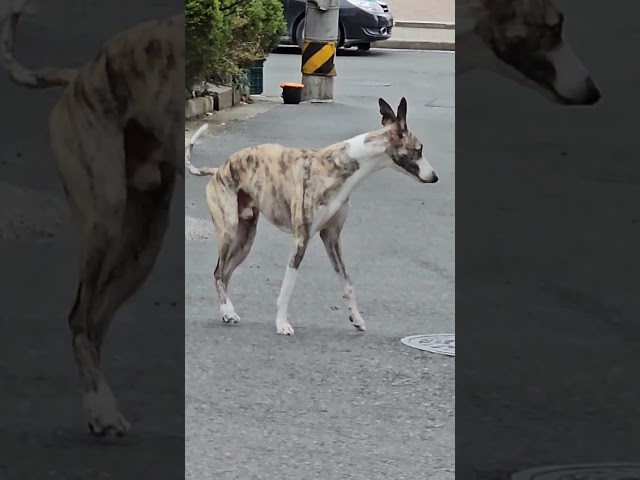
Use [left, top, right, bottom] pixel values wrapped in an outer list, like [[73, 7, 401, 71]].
[[0, 2, 184, 479], [185, 49, 455, 479]]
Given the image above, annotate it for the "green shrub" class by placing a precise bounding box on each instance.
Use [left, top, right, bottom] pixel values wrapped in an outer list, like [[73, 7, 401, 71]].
[[185, 0, 285, 91], [232, 0, 286, 65], [185, 0, 226, 89]]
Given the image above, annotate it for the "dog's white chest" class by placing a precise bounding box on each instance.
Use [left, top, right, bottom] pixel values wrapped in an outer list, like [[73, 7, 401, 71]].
[[310, 168, 370, 234], [310, 205, 333, 234]]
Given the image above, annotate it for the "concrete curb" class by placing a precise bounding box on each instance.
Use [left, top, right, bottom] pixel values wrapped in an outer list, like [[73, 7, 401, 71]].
[[185, 85, 239, 119], [373, 40, 454, 51], [394, 20, 454, 30], [185, 97, 215, 119], [372, 21, 455, 51]]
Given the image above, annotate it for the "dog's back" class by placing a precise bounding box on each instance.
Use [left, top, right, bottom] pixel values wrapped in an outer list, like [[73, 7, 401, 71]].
[[208, 142, 355, 232], [57, 15, 184, 144]]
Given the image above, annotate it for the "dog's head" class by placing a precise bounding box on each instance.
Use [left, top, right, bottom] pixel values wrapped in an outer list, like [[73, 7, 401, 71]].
[[477, 0, 601, 105], [377, 97, 438, 184]]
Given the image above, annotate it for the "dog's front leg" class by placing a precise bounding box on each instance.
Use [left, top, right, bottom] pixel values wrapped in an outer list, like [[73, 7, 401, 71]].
[[319, 204, 366, 332], [275, 228, 310, 336]]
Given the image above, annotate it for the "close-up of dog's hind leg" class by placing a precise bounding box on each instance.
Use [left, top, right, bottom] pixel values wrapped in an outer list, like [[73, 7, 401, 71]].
[[206, 180, 258, 325], [65, 208, 133, 438], [66, 170, 175, 437]]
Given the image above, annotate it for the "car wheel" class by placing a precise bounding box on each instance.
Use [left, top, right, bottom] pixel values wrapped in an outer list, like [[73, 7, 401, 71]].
[[337, 24, 345, 48], [357, 43, 371, 51], [296, 18, 345, 50], [295, 18, 305, 49]]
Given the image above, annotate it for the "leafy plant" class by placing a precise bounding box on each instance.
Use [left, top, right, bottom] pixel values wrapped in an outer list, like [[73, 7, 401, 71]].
[[185, 0, 285, 91], [185, 0, 226, 88]]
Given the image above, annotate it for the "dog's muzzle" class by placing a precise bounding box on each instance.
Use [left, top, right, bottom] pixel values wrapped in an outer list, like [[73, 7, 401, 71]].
[[416, 157, 438, 183], [556, 77, 601, 106], [581, 78, 601, 105], [546, 42, 602, 106], [419, 172, 438, 183]]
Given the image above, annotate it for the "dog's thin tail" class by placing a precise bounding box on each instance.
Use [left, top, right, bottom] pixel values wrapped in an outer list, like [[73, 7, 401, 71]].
[[185, 124, 217, 176], [1, 1, 78, 89]]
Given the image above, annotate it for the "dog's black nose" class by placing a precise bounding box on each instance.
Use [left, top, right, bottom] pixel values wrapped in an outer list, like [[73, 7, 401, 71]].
[[583, 78, 601, 105], [432, 174, 439, 183]]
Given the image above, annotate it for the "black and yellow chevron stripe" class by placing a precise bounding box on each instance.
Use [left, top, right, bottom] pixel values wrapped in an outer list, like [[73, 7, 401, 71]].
[[301, 40, 337, 77]]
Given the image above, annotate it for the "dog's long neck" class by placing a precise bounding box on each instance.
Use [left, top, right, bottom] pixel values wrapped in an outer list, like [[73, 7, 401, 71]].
[[343, 128, 391, 177], [309, 131, 388, 234], [327, 129, 390, 193], [345, 128, 391, 165]]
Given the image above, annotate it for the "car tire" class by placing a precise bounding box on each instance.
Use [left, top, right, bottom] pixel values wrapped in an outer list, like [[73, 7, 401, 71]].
[[295, 18, 305, 49], [357, 43, 371, 51], [295, 17, 345, 50]]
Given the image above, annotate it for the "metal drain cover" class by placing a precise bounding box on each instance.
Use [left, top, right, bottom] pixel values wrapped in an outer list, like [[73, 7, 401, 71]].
[[401, 334, 455, 356], [512, 463, 640, 480]]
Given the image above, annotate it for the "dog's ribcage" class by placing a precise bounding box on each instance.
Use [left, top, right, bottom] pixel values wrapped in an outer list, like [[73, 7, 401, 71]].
[[216, 143, 361, 233]]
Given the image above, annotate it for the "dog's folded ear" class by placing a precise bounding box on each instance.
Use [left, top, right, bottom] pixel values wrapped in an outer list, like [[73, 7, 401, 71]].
[[396, 97, 408, 131], [379, 97, 397, 126]]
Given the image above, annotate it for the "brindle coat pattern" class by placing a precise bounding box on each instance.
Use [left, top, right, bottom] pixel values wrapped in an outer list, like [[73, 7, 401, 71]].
[[200, 140, 370, 331], [212, 142, 356, 235], [1, 6, 184, 437], [187, 96, 437, 336]]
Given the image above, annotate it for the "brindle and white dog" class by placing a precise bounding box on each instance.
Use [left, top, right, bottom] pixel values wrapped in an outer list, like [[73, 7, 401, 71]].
[[185, 97, 437, 336], [458, 0, 601, 105], [1, 2, 184, 437]]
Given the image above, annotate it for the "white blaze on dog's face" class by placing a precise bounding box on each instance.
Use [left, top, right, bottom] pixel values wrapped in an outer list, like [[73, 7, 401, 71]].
[[378, 97, 438, 184], [477, 0, 601, 105]]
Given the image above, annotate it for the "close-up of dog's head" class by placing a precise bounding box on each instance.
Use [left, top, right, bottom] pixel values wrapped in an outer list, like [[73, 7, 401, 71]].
[[476, 0, 601, 105], [377, 97, 439, 184]]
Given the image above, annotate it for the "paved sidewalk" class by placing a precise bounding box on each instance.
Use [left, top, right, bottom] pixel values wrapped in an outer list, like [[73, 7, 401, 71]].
[[386, 0, 453, 23], [376, 0, 455, 50], [374, 22, 454, 51]]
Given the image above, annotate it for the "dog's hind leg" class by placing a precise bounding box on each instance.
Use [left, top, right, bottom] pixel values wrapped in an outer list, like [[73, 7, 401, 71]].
[[320, 203, 366, 332], [54, 111, 171, 436], [55, 132, 133, 436], [67, 163, 173, 438], [207, 182, 257, 324], [221, 207, 259, 281], [66, 199, 132, 437], [90, 168, 174, 350], [216, 211, 259, 325]]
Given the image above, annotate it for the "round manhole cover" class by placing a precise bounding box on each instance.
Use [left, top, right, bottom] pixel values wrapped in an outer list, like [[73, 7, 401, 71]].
[[401, 334, 454, 356], [512, 464, 640, 480]]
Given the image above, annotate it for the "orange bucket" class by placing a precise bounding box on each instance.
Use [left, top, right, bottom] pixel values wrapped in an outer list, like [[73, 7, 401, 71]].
[[280, 82, 304, 104]]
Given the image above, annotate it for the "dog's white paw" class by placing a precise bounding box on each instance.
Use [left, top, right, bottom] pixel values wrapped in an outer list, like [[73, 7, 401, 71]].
[[220, 303, 240, 324], [221, 312, 240, 324], [83, 382, 130, 438], [349, 313, 366, 332], [276, 320, 295, 336]]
